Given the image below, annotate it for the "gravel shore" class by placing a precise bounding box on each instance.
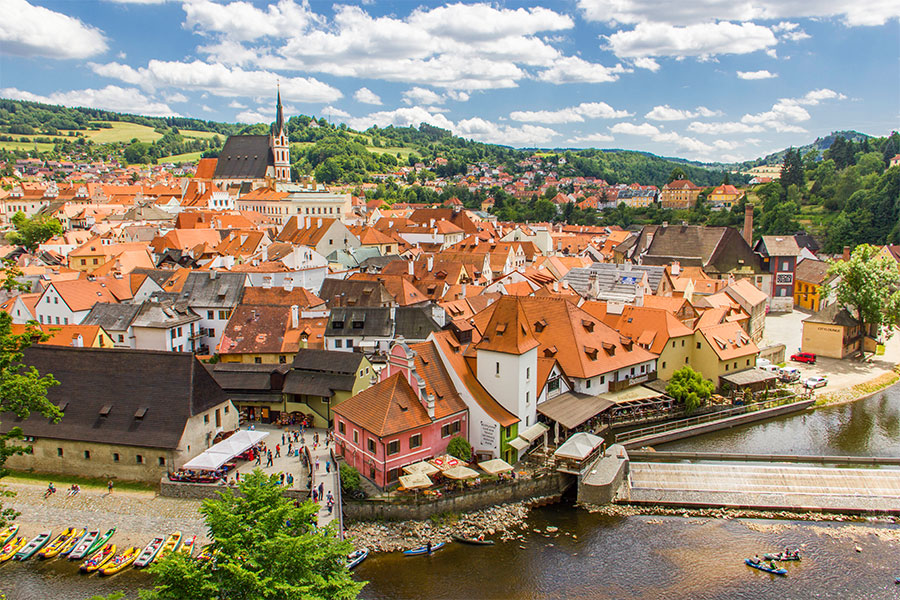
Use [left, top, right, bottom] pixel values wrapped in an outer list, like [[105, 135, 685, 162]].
[[580, 502, 900, 524]]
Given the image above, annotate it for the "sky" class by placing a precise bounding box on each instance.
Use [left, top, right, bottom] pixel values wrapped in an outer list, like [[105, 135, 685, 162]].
[[1, 0, 898, 162]]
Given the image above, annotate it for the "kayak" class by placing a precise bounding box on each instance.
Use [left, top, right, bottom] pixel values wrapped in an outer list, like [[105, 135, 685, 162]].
[[763, 552, 801, 561], [0, 536, 28, 563], [403, 542, 445, 556], [16, 530, 52, 561], [84, 528, 116, 559], [0, 525, 18, 547], [39, 527, 84, 559], [100, 546, 139, 576], [80, 543, 116, 573], [347, 548, 368, 570], [196, 544, 215, 562], [155, 531, 182, 561], [179, 535, 196, 557], [69, 530, 100, 560], [745, 558, 787, 576], [134, 536, 165, 568], [451, 534, 494, 546], [59, 529, 89, 557]]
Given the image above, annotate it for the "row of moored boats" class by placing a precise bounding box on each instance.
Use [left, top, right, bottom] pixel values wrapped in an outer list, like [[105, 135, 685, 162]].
[[0, 524, 213, 575]]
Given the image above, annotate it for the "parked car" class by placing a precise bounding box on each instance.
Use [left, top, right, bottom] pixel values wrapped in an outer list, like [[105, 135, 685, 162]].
[[791, 352, 817, 364], [804, 376, 828, 389], [779, 367, 801, 383], [758, 363, 780, 373]]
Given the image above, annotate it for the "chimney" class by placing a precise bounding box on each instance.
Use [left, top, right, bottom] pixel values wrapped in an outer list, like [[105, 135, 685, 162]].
[[425, 393, 435, 420], [209, 270, 217, 280], [842, 246, 850, 262], [589, 273, 600, 298], [263, 276, 272, 289], [743, 204, 754, 246], [407, 259, 414, 276], [262, 245, 268, 262], [284, 276, 294, 292], [460, 282, 467, 297], [317, 218, 322, 228], [72, 334, 83, 347], [427, 255, 434, 272], [552, 280, 559, 292], [290, 304, 299, 329], [333, 295, 341, 308]]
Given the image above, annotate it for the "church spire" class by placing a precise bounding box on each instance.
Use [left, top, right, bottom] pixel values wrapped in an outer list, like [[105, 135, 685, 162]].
[[273, 84, 285, 137]]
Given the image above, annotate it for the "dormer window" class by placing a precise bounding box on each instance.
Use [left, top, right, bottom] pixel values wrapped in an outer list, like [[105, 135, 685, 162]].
[[584, 346, 599, 360], [534, 318, 547, 332], [582, 319, 594, 332], [99, 404, 112, 417], [495, 323, 507, 335], [332, 321, 344, 329]]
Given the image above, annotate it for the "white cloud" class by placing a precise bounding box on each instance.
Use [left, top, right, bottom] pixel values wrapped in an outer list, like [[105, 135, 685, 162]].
[[347, 106, 454, 131], [236, 109, 267, 123], [320, 105, 351, 119], [737, 70, 778, 80], [105, 0, 169, 3], [455, 118, 557, 146], [89, 60, 341, 102], [183, 0, 320, 42], [1, 85, 176, 117], [577, 0, 900, 28], [605, 21, 778, 59], [645, 105, 721, 121], [0, 0, 108, 59], [739, 88, 846, 132], [632, 57, 660, 71], [201, 104, 214, 113], [569, 133, 615, 144], [353, 87, 382, 105], [537, 55, 629, 84], [687, 121, 765, 134], [406, 4, 573, 40], [510, 102, 631, 124], [610, 122, 660, 136], [228, 100, 247, 109], [165, 92, 189, 103], [402, 87, 444, 105]]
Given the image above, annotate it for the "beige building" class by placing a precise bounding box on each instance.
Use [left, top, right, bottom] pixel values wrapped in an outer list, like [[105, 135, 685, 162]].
[[801, 304, 862, 359], [1, 346, 236, 482], [692, 321, 759, 387]]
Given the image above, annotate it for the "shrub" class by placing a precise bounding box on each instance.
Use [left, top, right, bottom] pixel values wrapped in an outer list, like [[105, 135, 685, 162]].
[[339, 463, 361, 492], [446, 436, 472, 461]]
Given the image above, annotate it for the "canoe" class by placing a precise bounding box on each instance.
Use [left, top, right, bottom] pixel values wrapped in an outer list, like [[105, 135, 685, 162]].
[[84, 528, 116, 559], [99, 546, 139, 576], [403, 542, 445, 556], [179, 535, 196, 558], [15, 530, 52, 561], [451, 534, 494, 546], [346, 548, 368, 570], [59, 529, 89, 557], [0, 525, 18, 547], [80, 543, 116, 573], [0, 536, 28, 563], [155, 531, 182, 562], [69, 530, 100, 560], [39, 527, 84, 559], [134, 536, 165, 568], [745, 558, 787, 576], [763, 552, 801, 561], [196, 544, 215, 562]]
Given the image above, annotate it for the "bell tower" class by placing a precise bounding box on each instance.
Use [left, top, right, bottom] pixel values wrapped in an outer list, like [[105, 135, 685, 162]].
[[271, 85, 290, 182]]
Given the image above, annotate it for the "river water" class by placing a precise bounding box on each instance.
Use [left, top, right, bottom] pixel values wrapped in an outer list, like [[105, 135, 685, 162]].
[[3, 385, 899, 600]]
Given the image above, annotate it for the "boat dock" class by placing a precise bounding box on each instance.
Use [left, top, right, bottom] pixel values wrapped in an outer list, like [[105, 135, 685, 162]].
[[623, 461, 900, 514]]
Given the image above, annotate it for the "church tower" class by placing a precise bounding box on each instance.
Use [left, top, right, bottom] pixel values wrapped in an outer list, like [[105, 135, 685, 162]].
[[271, 86, 290, 182]]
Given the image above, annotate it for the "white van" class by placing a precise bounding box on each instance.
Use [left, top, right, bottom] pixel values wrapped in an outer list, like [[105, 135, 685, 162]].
[[779, 367, 801, 382]]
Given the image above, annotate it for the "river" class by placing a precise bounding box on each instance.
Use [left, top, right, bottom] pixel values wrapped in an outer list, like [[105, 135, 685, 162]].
[[3, 385, 899, 600]]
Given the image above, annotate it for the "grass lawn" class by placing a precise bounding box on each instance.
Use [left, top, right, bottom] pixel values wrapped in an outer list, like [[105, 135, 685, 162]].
[[368, 145, 415, 158], [157, 151, 203, 164], [83, 122, 163, 144], [0, 140, 56, 152], [179, 129, 220, 139], [3, 470, 156, 493]]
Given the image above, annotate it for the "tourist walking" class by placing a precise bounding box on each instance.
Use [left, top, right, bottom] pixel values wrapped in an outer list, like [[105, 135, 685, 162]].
[[275, 444, 281, 458], [288, 442, 293, 455], [255, 451, 261, 465], [318, 482, 324, 498], [107, 480, 114, 495], [282, 433, 286, 445], [312, 489, 318, 503], [266, 451, 274, 467], [315, 457, 320, 471], [326, 460, 331, 473], [287, 473, 294, 487]]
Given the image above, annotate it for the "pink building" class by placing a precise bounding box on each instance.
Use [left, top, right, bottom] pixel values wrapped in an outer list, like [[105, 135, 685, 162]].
[[332, 342, 468, 488]]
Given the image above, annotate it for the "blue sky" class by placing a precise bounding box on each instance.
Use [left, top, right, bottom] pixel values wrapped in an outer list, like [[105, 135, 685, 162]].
[[1, 0, 898, 162]]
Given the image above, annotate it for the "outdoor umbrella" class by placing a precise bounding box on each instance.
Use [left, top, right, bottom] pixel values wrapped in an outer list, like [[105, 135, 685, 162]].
[[430, 455, 466, 471], [403, 461, 440, 476], [478, 458, 513, 475], [399, 473, 433, 490], [442, 465, 479, 480]]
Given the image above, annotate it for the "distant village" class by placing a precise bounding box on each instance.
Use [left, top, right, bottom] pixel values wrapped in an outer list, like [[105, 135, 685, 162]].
[[1, 94, 897, 491]]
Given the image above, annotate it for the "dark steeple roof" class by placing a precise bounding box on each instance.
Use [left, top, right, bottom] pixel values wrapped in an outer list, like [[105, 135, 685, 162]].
[[273, 86, 285, 137], [213, 135, 273, 180]]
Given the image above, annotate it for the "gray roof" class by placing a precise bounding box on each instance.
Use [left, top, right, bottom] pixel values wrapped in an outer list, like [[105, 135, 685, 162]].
[[176, 271, 246, 308], [82, 302, 142, 331], [563, 263, 665, 301], [325, 247, 383, 269], [756, 236, 801, 257], [291, 348, 364, 374], [359, 254, 405, 272], [206, 363, 287, 392], [639, 225, 761, 273], [394, 306, 442, 340], [319, 278, 395, 308], [803, 304, 859, 328], [132, 300, 200, 329], [325, 306, 441, 340], [131, 267, 180, 288], [213, 135, 273, 180], [283, 372, 357, 397], [1, 346, 227, 449]]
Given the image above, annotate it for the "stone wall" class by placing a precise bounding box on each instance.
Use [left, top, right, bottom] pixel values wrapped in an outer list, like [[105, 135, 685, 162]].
[[160, 479, 309, 501], [577, 445, 629, 505], [758, 344, 785, 365], [343, 472, 574, 522]]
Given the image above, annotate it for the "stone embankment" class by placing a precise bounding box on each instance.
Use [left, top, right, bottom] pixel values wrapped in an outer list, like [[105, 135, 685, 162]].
[[814, 368, 900, 407], [580, 502, 900, 524], [344, 496, 558, 553]]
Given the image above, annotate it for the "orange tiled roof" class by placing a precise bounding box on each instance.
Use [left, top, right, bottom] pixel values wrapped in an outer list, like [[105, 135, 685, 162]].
[[332, 372, 431, 437], [697, 321, 758, 361]]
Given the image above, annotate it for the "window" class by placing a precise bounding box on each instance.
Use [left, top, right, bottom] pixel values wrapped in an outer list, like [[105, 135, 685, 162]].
[[725, 364, 729, 371], [734, 362, 738, 369], [113, 453, 120, 462], [333, 321, 344, 329], [409, 433, 422, 449], [387, 440, 400, 455], [526, 391, 530, 404], [207, 310, 214, 319], [441, 421, 461, 438], [136, 454, 144, 464], [671, 341, 675, 348], [171, 329, 177, 339], [208, 328, 215, 337], [353, 430, 359, 444], [640, 365, 645, 373], [92, 258, 98, 265], [215, 409, 221, 428], [254, 357, 262, 364], [204, 414, 210, 424], [80, 259, 86, 265], [84, 450, 90, 459], [63, 318, 68, 325], [346, 339, 353, 349], [218, 310, 229, 320], [495, 362, 500, 375], [55, 316, 60, 324], [158, 457, 166, 466], [586, 378, 591, 388], [526, 367, 530, 379], [662, 362, 667, 369], [387, 467, 399, 482], [279, 355, 286, 364], [339, 421, 346, 435], [600, 375, 605, 384], [548, 378, 559, 392], [685, 357, 689, 364], [746, 359, 751, 366], [334, 339, 342, 348], [118, 334, 124, 342], [54, 297, 58, 304], [682, 340, 685, 347], [367, 438, 376, 454], [57, 447, 63, 457], [224, 405, 229, 414], [697, 342, 702, 349]]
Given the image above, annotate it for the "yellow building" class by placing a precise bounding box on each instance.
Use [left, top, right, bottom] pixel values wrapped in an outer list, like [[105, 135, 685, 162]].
[[282, 349, 374, 428], [793, 259, 833, 312], [801, 305, 861, 359], [692, 322, 758, 386], [708, 184, 744, 209], [660, 179, 702, 209]]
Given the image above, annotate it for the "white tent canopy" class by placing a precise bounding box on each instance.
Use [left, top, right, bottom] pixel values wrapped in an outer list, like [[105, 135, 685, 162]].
[[519, 422, 549, 443], [479, 458, 513, 475], [403, 461, 440, 476], [182, 430, 269, 471], [399, 473, 433, 489], [554, 432, 603, 461]]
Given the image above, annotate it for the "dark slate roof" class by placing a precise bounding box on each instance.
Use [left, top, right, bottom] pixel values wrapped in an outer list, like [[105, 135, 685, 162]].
[[283, 372, 357, 397], [359, 255, 404, 272], [131, 267, 182, 288], [319, 278, 395, 308], [206, 363, 287, 392], [327, 307, 393, 337], [291, 348, 364, 374], [176, 271, 246, 308], [0, 346, 227, 449], [82, 302, 142, 331], [640, 225, 761, 273], [794, 233, 820, 254], [394, 306, 442, 340], [803, 304, 860, 327], [213, 135, 273, 180]]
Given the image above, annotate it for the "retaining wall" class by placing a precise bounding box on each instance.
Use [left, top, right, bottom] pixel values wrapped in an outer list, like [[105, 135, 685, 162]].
[[342, 473, 574, 521], [160, 479, 309, 501]]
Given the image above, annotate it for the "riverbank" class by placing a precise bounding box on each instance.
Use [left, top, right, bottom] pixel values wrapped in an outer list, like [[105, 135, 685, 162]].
[[580, 502, 900, 524], [813, 367, 900, 407]]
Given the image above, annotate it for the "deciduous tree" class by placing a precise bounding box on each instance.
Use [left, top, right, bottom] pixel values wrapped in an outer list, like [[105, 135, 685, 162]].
[[826, 244, 900, 339], [665, 366, 714, 414], [6, 212, 62, 251]]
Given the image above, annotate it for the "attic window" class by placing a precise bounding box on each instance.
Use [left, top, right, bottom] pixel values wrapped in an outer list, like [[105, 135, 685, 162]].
[[534, 318, 547, 332], [99, 404, 112, 417], [495, 323, 507, 335], [352, 321, 365, 329], [582, 319, 595, 332], [544, 345, 557, 357], [57, 401, 69, 412], [134, 407, 148, 419], [584, 346, 599, 360], [602, 341, 616, 356], [332, 320, 344, 329]]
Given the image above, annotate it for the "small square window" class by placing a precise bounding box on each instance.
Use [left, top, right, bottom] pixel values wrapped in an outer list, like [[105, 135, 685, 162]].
[[84, 450, 90, 459], [113, 453, 120, 462], [57, 447, 63, 457], [367, 438, 376, 453], [158, 457, 166, 466], [204, 414, 210, 424], [136, 454, 144, 464]]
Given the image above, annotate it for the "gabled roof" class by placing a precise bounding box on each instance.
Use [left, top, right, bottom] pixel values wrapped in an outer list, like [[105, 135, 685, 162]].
[[177, 271, 246, 308], [240, 286, 324, 308], [696, 321, 758, 360], [319, 278, 395, 308], [474, 296, 540, 355], [332, 372, 431, 437], [82, 302, 142, 331], [803, 303, 860, 328], [213, 135, 273, 180], [44, 279, 125, 312], [291, 348, 365, 374], [0, 346, 228, 449], [756, 235, 801, 257], [794, 259, 832, 286]]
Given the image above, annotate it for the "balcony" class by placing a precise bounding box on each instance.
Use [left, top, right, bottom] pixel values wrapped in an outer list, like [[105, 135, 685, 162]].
[[607, 370, 657, 393]]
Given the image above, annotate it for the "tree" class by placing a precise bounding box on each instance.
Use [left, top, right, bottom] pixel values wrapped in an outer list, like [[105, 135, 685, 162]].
[[6, 212, 62, 251], [446, 436, 472, 461], [668, 167, 686, 183], [826, 244, 900, 339], [141, 470, 363, 600], [665, 366, 714, 414], [780, 148, 804, 190]]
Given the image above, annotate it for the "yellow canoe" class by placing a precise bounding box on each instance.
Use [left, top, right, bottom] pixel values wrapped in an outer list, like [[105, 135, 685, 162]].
[[179, 535, 196, 558], [155, 531, 182, 561], [0, 536, 28, 563], [99, 546, 139, 576], [39, 527, 84, 559], [80, 543, 116, 573], [196, 544, 216, 562], [58, 529, 88, 557], [0, 525, 18, 547]]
